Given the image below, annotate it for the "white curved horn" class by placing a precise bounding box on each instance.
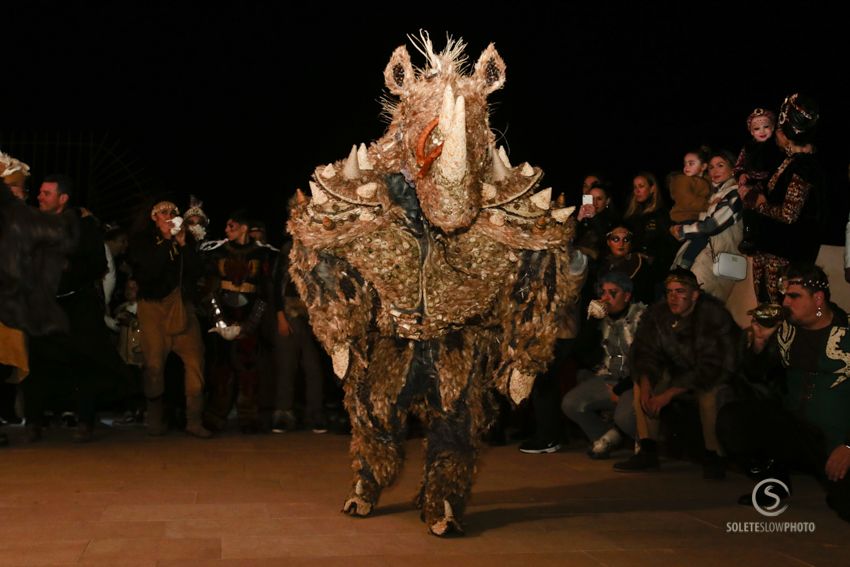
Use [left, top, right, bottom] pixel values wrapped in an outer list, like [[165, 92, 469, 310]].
[[435, 95, 467, 183], [437, 84, 454, 136]]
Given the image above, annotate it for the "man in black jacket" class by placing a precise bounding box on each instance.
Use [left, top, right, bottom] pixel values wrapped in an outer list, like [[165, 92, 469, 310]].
[[23, 175, 128, 442]]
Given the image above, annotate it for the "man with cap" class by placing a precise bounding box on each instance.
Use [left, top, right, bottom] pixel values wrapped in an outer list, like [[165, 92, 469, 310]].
[[613, 268, 741, 478], [129, 200, 211, 438], [560, 270, 646, 459]]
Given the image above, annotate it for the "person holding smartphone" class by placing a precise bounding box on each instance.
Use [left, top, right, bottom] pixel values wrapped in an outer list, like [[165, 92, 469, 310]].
[[574, 181, 619, 261]]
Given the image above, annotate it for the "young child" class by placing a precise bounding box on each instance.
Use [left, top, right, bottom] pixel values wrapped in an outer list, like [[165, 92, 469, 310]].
[[668, 146, 712, 268], [671, 150, 740, 271], [669, 146, 712, 223], [115, 279, 143, 367], [734, 108, 784, 208], [114, 279, 145, 424]]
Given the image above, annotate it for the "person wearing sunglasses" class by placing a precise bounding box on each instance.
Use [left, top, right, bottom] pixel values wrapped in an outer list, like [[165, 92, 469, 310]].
[[595, 226, 654, 305], [561, 270, 645, 459]]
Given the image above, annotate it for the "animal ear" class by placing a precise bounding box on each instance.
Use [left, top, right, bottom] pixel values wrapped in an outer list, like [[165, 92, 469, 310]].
[[474, 43, 506, 94], [384, 46, 414, 96]]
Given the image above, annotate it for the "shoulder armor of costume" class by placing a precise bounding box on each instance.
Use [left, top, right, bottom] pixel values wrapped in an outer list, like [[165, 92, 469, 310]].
[[311, 143, 390, 208]]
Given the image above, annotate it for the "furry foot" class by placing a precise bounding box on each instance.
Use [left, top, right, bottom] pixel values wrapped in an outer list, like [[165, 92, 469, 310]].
[[427, 500, 464, 537], [341, 480, 375, 517], [342, 495, 373, 517]]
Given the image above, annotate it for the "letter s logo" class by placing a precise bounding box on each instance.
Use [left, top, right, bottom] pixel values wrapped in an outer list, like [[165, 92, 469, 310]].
[[752, 478, 790, 517]]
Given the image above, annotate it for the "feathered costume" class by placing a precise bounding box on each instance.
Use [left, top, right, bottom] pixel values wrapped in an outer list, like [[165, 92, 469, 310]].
[[288, 33, 580, 535]]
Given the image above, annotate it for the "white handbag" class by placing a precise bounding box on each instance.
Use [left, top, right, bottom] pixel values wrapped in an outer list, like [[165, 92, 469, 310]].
[[712, 251, 747, 281]]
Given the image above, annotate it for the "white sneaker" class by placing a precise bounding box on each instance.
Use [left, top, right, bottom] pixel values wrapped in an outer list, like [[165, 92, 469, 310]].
[[587, 428, 622, 459]]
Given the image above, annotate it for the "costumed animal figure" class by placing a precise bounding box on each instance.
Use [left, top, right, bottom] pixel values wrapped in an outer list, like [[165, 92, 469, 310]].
[[288, 33, 580, 535]]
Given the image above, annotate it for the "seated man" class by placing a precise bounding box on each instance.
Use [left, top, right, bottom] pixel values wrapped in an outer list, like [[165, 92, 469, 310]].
[[561, 271, 645, 458], [614, 268, 740, 478], [717, 264, 850, 522]]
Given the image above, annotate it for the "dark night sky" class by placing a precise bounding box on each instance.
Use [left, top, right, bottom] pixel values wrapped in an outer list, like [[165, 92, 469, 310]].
[[6, 1, 849, 244]]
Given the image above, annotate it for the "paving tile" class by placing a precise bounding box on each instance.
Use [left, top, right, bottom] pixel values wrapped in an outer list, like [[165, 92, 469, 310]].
[[158, 558, 392, 567], [0, 539, 88, 566], [101, 503, 268, 522], [0, 488, 196, 507], [80, 537, 220, 562], [0, 520, 165, 541], [54, 561, 157, 567], [587, 547, 815, 567], [1, 426, 848, 566]]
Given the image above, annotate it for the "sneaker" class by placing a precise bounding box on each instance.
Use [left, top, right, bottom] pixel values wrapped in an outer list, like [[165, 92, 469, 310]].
[[518, 439, 561, 454], [613, 450, 659, 472], [587, 428, 622, 460], [271, 409, 297, 433], [117, 410, 144, 425], [61, 412, 78, 428], [310, 420, 329, 434]]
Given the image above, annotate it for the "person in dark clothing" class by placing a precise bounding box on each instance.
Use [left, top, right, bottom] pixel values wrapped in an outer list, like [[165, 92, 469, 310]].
[[717, 264, 850, 522], [613, 268, 741, 478], [23, 175, 129, 442], [270, 238, 327, 433], [202, 210, 275, 433], [129, 200, 210, 438], [740, 94, 824, 302], [623, 171, 677, 290], [574, 181, 620, 261], [595, 225, 655, 306], [0, 182, 75, 445], [734, 108, 784, 209]]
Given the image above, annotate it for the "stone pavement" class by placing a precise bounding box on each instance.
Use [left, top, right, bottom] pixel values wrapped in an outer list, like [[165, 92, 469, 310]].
[[0, 424, 845, 566]]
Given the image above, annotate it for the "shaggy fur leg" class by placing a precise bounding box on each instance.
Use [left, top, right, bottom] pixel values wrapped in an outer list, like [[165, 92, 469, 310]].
[[420, 414, 477, 536], [342, 376, 409, 518]]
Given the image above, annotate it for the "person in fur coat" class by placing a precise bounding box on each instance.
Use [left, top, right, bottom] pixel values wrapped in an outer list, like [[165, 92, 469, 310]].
[[613, 269, 741, 479]]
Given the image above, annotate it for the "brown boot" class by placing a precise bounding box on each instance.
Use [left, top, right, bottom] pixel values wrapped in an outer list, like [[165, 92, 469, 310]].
[[145, 397, 167, 436], [185, 396, 212, 439]]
